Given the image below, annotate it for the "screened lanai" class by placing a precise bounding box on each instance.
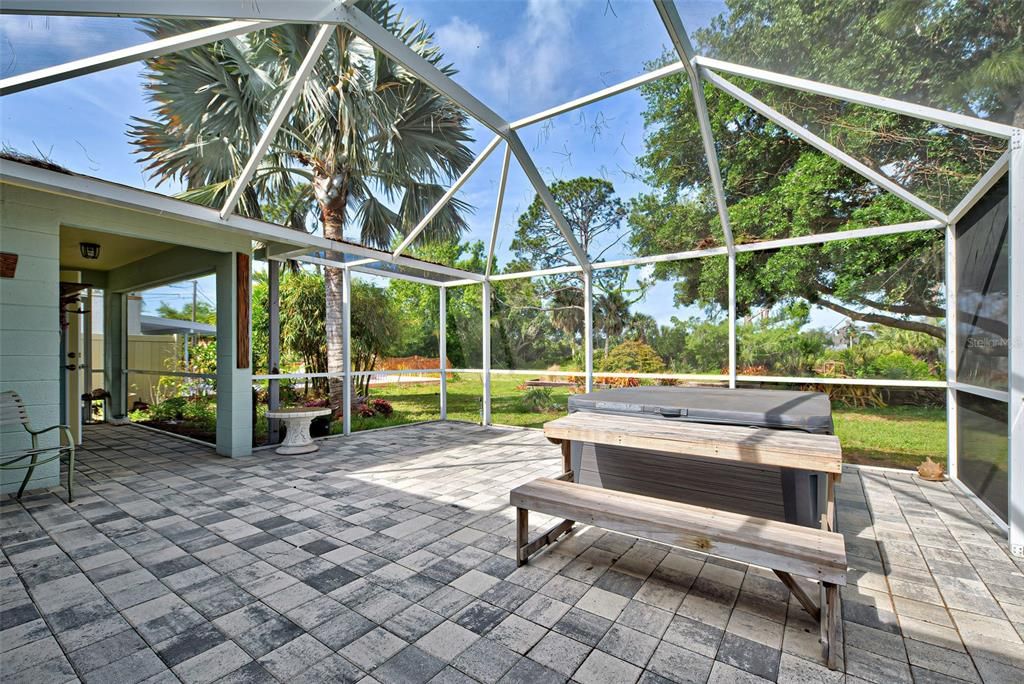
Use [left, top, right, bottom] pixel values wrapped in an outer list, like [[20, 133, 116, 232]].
[[1, 4, 1023, 679]]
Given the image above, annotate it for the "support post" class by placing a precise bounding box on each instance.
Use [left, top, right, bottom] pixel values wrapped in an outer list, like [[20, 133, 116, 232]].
[[482, 280, 492, 425], [83, 288, 93, 401], [439, 286, 447, 420], [214, 252, 253, 457], [268, 259, 281, 443], [945, 222, 958, 481], [728, 253, 737, 388], [1009, 129, 1023, 557], [583, 271, 594, 393], [342, 267, 352, 436], [102, 290, 127, 420]]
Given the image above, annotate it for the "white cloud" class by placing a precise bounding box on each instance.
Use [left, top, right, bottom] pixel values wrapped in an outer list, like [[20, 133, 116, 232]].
[[434, 0, 587, 113], [435, 17, 487, 66]]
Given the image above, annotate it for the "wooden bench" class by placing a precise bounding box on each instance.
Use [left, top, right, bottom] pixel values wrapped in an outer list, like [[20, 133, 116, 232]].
[[511, 477, 847, 667], [513, 411, 848, 668]]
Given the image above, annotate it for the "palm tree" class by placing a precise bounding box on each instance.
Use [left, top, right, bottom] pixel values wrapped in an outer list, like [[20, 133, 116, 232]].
[[595, 290, 631, 355], [129, 1, 475, 409]]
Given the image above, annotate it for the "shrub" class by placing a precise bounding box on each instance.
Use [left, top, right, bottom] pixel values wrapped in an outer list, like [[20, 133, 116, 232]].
[[149, 396, 188, 421], [356, 404, 376, 418], [866, 351, 933, 380], [371, 398, 394, 417], [519, 387, 560, 413], [599, 341, 666, 373]]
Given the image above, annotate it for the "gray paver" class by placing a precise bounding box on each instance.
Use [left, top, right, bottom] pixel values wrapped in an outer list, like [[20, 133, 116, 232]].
[[2, 422, 1021, 684]]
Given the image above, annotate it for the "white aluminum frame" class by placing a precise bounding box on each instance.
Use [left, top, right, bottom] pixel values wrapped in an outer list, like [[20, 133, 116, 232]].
[[342, 266, 352, 436], [486, 144, 512, 278], [392, 135, 502, 258], [1008, 129, 1023, 555], [481, 280, 492, 425], [0, 20, 278, 95], [946, 221, 958, 481], [702, 69, 948, 222], [5, 0, 1023, 551], [439, 286, 447, 420], [694, 55, 1017, 139]]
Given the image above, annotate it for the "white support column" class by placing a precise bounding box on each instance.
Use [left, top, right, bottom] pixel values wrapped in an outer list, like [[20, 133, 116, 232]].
[[584, 271, 594, 393], [342, 267, 352, 436], [268, 260, 281, 443], [728, 253, 737, 388], [945, 222, 959, 481], [83, 288, 93, 400], [1008, 129, 1024, 557], [482, 280, 492, 425], [439, 286, 448, 420]]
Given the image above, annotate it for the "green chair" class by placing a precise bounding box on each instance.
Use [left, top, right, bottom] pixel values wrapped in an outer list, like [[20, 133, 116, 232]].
[[1, 391, 75, 502]]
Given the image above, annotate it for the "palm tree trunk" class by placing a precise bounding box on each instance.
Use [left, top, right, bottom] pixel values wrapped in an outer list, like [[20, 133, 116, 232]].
[[321, 176, 349, 411]]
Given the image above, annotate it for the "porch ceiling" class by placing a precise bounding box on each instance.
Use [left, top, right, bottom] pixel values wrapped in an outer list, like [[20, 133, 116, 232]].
[[60, 225, 174, 272]]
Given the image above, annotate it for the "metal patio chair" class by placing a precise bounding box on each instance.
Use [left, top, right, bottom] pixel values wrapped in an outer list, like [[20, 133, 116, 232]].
[[0, 391, 75, 502]]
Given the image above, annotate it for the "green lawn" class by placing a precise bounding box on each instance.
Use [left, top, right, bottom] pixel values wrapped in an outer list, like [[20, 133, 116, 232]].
[[342, 375, 947, 470], [833, 406, 945, 469]]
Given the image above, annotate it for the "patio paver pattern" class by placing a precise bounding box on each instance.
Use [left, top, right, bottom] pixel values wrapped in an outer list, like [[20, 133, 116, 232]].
[[2, 422, 1022, 684]]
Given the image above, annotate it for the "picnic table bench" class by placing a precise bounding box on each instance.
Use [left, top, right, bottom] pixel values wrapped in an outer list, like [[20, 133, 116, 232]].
[[510, 411, 846, 668]]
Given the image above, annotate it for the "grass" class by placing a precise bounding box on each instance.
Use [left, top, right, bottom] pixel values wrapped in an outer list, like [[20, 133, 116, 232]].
[[342, 375, 947, 470], [833, 406, 945, 469]]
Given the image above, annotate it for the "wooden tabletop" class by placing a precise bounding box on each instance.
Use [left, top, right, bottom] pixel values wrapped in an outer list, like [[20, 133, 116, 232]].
[[543, 411, 842, 474]]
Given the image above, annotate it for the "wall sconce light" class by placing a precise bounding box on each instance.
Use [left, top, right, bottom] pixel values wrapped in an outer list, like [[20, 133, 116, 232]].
[[80, 242, 101, 260]]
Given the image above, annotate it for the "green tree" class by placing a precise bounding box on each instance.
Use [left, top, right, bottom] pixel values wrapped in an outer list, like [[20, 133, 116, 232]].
[[130, 1, 476, 410], [280, 270, 328, 395], [509, 177, 631, 357], [628, 0, 1018, 341], [594, 290, 632, 355], [700, 0, 1024, 127], [351, 280, 401, 397], [155, 300, 215, 325]]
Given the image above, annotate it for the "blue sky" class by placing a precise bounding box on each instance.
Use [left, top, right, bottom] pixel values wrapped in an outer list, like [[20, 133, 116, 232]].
[[1, 1, 792, 334]]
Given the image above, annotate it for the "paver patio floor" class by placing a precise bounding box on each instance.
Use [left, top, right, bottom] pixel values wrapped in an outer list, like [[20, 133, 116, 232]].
[[2, 422, 1022, 683]]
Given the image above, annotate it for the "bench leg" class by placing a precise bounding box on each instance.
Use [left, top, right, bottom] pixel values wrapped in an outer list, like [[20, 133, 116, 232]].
[[516, 507, 529, 566], [67, 447, 75, 503], [773, 570, 820, 622], [821, 582, 841, 670], [516, 508, 574, 566]]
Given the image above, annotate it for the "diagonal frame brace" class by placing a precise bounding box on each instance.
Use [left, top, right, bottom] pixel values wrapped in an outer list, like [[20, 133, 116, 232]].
[[393, 135, 503, 258], [0, 20, 280, 96], [486, 143, 513, 277], [702, 68, 948, 223], [506, 132, 591, 270], [654, 0, 735, 253], [220, 24, 334, 219]]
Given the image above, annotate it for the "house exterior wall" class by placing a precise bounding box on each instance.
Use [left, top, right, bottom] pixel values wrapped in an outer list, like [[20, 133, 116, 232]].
[[0, 186, 61, 494], [2, 181, 256, 484]]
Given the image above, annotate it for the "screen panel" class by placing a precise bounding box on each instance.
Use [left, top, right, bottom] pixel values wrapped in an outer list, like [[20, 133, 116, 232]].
[[956, 178, 1009, 391], [957, 391, 1008, 522]]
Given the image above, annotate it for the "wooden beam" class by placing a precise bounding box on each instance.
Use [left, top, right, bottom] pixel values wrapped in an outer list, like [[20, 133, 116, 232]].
[[236, 252, 251, 369]]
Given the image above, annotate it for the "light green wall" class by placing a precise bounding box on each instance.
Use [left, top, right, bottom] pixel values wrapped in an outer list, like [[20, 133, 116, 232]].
[[1, 186, 61, 494]]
